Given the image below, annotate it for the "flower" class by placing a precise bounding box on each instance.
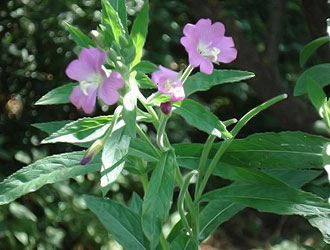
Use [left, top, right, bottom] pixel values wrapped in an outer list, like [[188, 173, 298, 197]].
[[65, 48, 124, 114], [151, 66, 185, 102], [180, 18, 237, 75]]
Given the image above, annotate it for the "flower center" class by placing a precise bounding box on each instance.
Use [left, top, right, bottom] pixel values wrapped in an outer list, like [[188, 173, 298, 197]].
[[163, 79, 175, 91], [197, 41, 221, 62], [79, 74, 104, 96]]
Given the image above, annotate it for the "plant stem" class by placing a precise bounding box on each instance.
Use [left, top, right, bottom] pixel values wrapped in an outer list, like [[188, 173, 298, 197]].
[[195, 94, 288, 202], [138, 158, 149, 192], [160, 233, 169, 250], [136, 124, 161, 158], [180, 64, 194, 84], [195, 134, 216, 199]]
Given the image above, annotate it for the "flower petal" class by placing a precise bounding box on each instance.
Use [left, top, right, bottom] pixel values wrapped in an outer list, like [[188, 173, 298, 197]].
[[79, 48, 106, 74], [70, 86, 97, 114], [218, 47, 238, 63], [200, 59, 214, 75], [65, 59, 95, 82], [98, 72, 124, 106], [81, 87, 97, 114]]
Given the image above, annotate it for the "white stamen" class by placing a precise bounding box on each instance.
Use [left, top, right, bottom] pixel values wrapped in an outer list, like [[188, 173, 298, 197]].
[[197, 41, 221, 62]]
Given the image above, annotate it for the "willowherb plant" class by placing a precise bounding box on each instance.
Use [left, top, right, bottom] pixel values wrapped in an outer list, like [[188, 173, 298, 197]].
[[1, 1, 330, 249]]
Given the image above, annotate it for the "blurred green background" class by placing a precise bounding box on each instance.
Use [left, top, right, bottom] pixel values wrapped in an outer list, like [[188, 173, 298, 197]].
[[1, 0, 330, 249]]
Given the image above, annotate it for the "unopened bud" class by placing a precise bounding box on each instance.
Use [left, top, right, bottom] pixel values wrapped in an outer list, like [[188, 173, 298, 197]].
[[119, 35, 129, 48], [108, 48, 118, 62], [160, 102, 172, 115], [80, 139, 104, 165]]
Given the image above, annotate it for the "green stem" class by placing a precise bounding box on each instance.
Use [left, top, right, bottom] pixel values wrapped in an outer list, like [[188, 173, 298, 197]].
[[195, 94, 288, 201], [102, 105, 123, 140], [195, 134, 216, 199], [157, 114, 171, 151], [322, 103, 330, 132], [136, 124, 161, 158], [138, 158, 149, 192], [160, 233, 169, 250], [180, 64, 194, 84], [137, 90, 160, 128], [178, 170, 198, 239]]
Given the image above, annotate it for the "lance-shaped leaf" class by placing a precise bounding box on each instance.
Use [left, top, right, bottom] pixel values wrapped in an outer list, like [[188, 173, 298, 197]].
[[184, 69, 255, 97], [83, 195, 148, 250], [307, 76, 327, 114], [174, 132, 328, 171], [32, 120, 72, 135], [65, 23, 95, 48], [300, 36, 330, 67], [132, 60, 158, 74], [101, 0, 125, 42], [101, 127, 131, 195], [173, 99, 231, 139], [42, 116, 112, 144], [108, 0, 128, 33], [35, 83, 77, 105], [130, 0, 149, 67], [129, 138, 159, 162], [142, 150, 175, 249], [308, 215, 330, 244], [294, 63, 330, 96], [0, 151, 101, 205], [122, 85, 137, 138], [202, 183, 330, 216]]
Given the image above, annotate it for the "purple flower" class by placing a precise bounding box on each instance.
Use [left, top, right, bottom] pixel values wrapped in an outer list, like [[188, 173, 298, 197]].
[[151, 66, 185, 102], [180, 18, 237, 75], [65, 48, 124, 114]]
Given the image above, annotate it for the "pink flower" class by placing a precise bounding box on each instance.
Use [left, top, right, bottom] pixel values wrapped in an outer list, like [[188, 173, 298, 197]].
[[65, 48, 124, 114], [180, 18, 237, 75], [151, 66, 185, 102]]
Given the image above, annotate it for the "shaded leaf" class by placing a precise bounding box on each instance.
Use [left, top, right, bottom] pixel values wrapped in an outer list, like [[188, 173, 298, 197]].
[[142, 150, 175, 249], [65, 23, 95, 48], [173, 99, 231, 139], [83, 195, 148, 250], [184, 70, 255, 97], [300, 36, 330, 67], [0, 151, 101, 205], [294, 64, 330, 96], [35, 83, 77, 105]]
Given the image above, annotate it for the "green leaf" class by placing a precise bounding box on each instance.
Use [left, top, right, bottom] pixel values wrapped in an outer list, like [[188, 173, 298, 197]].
[[307, 215, 330, 244], [307, 76, 327, 114], [130, 0, 149, 67], [130, 192, 143, 216], [132, 60, 158, 74], [41, 116, 112, 144], [142, 150, 175, 249], [32, 120, 72, 135], [129, 138, 159, 162], [83, 195, 148, 250], [101, 127, 131, 195], [136, 73, 157, 89], [294, 64, 330, 96], [65, 23, 95, 48], [123, 86, 137, 138], [101, 0, 126, 42], [0, 151, 101, 205], [184, 70, 255, 97], [174, 132, 328, 171], [202, 183, 330, 216], [170, 234, 198, 250], [198, 201, 244, 241], [173, 99, 232, 139], [35, 83, 77, 105], [300, 36, 330, 67], [108, 0, 128, 33]]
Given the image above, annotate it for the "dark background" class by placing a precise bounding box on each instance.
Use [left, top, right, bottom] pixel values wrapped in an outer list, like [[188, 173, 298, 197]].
[[0, 0, 329, 249]]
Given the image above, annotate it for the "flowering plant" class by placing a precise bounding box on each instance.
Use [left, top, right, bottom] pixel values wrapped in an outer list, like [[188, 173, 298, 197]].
[[1, 1, 330, 249]]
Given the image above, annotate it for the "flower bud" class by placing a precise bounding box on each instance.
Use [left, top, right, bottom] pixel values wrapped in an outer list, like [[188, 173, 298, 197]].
[[119, 35, 129, 48], [108, 48, 118, 62], [160, 102, 172, 115], [80, 139, 104, 165]]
